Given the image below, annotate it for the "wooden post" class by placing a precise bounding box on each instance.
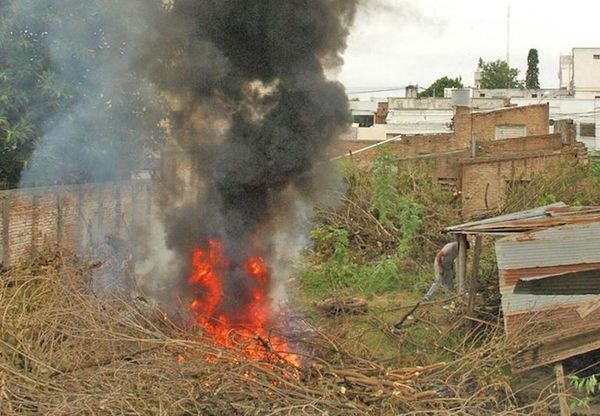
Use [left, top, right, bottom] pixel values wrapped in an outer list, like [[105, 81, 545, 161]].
[[555, 361, 571, 416], [467, 235, 483, 318], [2, 195, 10, 267], [457, 234, 468, 295]]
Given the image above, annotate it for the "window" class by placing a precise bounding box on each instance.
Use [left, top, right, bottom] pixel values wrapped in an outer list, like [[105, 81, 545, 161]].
[[580, 123, 596, 137], [594, 54, 600, 60], [353, 115, 374, 128], [532, 94, 538, 98], [495, 125, 527, 140], [515, 269, 600, 295], [479, 93, 486, 98]]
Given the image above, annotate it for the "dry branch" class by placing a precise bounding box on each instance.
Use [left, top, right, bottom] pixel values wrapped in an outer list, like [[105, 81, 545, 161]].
[[0, 252, 559, 415]]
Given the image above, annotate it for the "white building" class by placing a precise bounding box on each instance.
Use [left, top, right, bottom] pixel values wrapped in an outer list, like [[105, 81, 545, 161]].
[[513, 97, 600, 152], [349, 100, 378, 127], [559, 48, 600, 99], [445, 87, 565, 100], [572, 48, 600, 99], [559, 55, 573, 90]]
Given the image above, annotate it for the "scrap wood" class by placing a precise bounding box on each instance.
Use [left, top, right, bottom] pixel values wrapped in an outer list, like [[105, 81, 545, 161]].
[[317, 297, 369, 316]]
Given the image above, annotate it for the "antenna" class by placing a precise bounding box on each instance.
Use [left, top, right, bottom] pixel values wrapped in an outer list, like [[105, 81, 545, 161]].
[[506, 1, 511, 66]]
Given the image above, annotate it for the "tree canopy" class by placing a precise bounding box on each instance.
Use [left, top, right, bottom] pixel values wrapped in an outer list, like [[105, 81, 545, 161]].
[[0, 0, 166, 189], [418, 76, 464, 98], [525, 49, 540, 89], [477, 59, 522, 89]]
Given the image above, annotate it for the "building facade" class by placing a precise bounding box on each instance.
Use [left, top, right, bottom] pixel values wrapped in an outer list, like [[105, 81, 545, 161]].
[[560, 48, 600, 99]]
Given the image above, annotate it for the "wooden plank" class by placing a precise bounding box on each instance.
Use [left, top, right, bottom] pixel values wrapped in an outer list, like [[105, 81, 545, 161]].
[[554, 362, 571, 416], [467, 235, 483, 317], [457, 234, 468, 294], [2, 195, 9, 267], [577, 295, 600, 319]]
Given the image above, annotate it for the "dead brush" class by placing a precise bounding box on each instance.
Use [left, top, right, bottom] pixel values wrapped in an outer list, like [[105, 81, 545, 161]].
[[316, 157, 462, 266], [0, 252, 559, 415], [500, 159, 600, 215]]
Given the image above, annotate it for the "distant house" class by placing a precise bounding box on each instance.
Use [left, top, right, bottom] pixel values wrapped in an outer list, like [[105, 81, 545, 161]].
[[560, 48, 600, 99], [337, 102, 588, 218]]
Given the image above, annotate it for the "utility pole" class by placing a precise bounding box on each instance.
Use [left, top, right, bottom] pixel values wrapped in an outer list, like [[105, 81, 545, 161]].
[[506, 1, 511, 66]]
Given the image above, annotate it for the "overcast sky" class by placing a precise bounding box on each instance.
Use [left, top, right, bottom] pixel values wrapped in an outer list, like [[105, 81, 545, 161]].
[[340, 0, 600, 97]]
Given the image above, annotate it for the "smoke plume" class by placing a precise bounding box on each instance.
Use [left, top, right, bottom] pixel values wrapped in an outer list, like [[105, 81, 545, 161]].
[[10, 0, 358, 316], [144, 0, 358, 318]]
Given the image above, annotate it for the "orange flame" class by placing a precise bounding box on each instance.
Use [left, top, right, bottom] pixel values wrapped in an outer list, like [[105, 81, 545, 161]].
[[188, 240, 300, 367]]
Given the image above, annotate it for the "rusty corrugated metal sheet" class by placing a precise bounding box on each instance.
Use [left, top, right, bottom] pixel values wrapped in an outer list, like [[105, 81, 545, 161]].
[[495, 220, 600, 371], [444, 204, 600, 371], [446, 203, 600, 235], [496, 223, 600, 270]]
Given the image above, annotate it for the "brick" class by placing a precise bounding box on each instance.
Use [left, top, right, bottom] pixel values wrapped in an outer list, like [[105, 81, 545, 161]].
[[0, 180, 152, 265]]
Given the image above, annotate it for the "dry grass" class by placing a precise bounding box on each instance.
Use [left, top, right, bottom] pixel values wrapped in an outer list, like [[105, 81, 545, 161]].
[[0, 252, 560, 415]]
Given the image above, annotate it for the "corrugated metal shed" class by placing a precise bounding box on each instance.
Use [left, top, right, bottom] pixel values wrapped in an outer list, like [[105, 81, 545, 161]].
[[446, 204, 600, 372]]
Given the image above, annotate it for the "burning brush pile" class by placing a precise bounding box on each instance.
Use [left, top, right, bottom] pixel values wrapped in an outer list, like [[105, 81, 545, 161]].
[[0, 252, 560, 415], [0, 1, 564, 414]]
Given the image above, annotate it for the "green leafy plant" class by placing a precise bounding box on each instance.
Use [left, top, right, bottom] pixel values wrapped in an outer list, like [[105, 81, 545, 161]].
[[370, 152, 424, 259], [568, 373, 599, 409]]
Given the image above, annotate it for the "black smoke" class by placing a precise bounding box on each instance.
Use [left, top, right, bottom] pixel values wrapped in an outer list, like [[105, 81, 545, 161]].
[[143, 0, 357, 316]]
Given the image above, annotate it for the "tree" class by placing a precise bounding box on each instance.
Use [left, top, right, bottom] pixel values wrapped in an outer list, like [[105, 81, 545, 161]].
[[418, 76, 464, 98], [0, 0, 166, 188], [0, 4, 63, 188], [477, 58, 522, 89], [525, 49, 540, 89]]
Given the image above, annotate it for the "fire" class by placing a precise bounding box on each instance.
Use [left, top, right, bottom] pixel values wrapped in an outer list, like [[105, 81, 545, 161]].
[[188, 240, 300, 367]]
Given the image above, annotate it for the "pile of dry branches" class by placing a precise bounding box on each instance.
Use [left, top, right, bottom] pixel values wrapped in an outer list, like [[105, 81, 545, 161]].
[[0, 252, 559, 415]]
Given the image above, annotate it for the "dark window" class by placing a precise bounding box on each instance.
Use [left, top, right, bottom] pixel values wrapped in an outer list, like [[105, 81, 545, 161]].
[[532, 93, 538, 98], [594, 54, 600, 60], [581, 123, 596, 137], [515, 269, 600, 295], [479, 93, 486, 98], [353, 115, 375, 128]]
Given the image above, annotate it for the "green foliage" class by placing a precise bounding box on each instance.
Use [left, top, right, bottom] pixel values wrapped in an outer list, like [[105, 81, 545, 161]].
[[591, 159, 600, 178], [0, 0, 166, 188], [302, 226, 401, 299], [301, 152, 462, 300], [525, 49, 540, 90], [418, 76, 464, 98], [477, 58, 522, 89], [502, 161, 600, 214], [568, 373, 599, 409], [370, 153, 424, 257]]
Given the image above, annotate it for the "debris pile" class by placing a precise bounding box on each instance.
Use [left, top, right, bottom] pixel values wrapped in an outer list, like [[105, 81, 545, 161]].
[[0, 253, 559, 415]]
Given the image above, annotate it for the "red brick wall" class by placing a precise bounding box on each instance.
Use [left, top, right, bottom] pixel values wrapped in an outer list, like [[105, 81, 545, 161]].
[[0, 181, 153, 267], [334, 133, 455, 164], [454, 106, 473, 148], [376, 102, 389, 124], [476, 134, 562, 156], [461, 150, 573, 218], [471, 104, 549, 142]]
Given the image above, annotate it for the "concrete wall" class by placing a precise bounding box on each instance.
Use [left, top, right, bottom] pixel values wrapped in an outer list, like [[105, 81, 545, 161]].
[[0, 180, 152, 267], [387, 97, 507, 110], [560, 54, 573, 90], [573, 48, 600, 99]]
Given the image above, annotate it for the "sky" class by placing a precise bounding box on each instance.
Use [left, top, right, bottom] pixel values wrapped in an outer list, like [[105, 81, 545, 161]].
[[340, 0, 600, 98]]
